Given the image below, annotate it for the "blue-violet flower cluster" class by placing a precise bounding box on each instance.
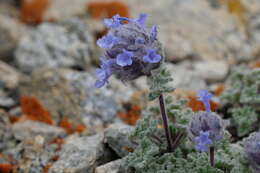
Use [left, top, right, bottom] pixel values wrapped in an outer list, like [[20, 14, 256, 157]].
[[197, 90, 213, 112], [95, 14, 162, 88], [243, 132, 260, 173], [195, 131, 213, 152], [189, 90, 225, 152]]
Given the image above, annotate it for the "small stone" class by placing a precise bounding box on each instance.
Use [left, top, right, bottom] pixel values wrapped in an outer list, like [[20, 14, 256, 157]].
[[0, 109, 15, 151], [0, 12, 27, 60], [49, 134, 114, 173], [12, 120, 65, 141], [95, 159, 125, 173], [194, 60, 229, 82], [0, 61, 23, 89], [166, 62, 206, 91], [9, 135, 60, 173], [15, 18, 94, 73], [104, 123, 135, 157]]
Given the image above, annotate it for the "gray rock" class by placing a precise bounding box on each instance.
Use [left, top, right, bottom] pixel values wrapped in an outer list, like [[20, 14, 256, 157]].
[[0, 61, 23, 89], [9, 135, 60, 173], [0, 109, 16, 151], [44, 0, 89, 20], [0, 12, 27, 60], [0, 95, 15, 108], [193, 60, 229, 82], [15, 18, 94, 73], [104, 123, 135, 157], [95, 159, 126, 173], [12, 120, 65, 141], [49, 134, 114, 173], [166, 62, 207, 91], [19, 68, 122, 131]]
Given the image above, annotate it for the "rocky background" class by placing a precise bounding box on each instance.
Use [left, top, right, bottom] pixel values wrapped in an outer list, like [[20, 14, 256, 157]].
[[0, 0, 259, 172]]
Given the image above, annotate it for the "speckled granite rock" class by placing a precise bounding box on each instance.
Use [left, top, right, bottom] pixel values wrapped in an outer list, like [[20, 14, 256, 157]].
[[104, 123, 135, 157], [0, 12, 27, 60], [19, 68, 124, 132], [166, 62, 207, 91], [9, 135, 60, 173], [15, 18, 94, 73], [95, 159, 127, 173], [0, 109, 16, 152], [12, 120, 66, 141], [49, 134, 115, 173], [0, 61, 23, 89]]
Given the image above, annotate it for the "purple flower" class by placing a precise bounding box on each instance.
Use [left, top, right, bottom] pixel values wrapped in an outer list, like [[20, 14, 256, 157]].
[[104, 14, 128, 28], [188, 111, 225, 145], [143, 49, 162, 63], [95, 59, 115, 88], [195, 131, 212, 152], [197, 90, 213, 112], [244, 132, 260, 172], [95, 14, 162, 88], [97, 34, 119, 49], [150, 26, 157, 41], [132, 13, 147, 26], [116, 50, 134, 67], [135, 37, 145, 45]]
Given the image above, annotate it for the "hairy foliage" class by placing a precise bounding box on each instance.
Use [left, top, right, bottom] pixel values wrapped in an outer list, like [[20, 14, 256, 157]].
[[221, 66, 260, 137], [147, 66, 174, 101], [126, 98, 249, 173]]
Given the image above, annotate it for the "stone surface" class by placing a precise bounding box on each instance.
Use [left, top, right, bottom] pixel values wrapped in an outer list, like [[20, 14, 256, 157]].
[[12, 120, 65, 141], [49, 134, 114, 173], [193, 60, 229, 82], [9, 135, 60, 173], [104, 123, 135, 157], [95, 159, 125, 173], [15, 18, 94, 73], [19, 68, 128, 131], [0, 109, 16, 152], [166, 62, 207, 91], [0, 61, 22, 89], [0, 12, 27, 60]]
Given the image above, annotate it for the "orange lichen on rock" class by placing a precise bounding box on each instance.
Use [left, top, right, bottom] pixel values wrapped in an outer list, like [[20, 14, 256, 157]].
[[0, 163, 13, 173], [187, 95, 219, 112], [250, 61, 260, 69], [20, 0, 49, 24], [87, 1, 129, 19], [214, 84, 225, 96], [19, 96, 53, 125], [59, 118, 73, 134], [59, 118, 86, 134], [118, 104, 141, 125], [75, 124, 86, 133], [220, 0, 246, 25]]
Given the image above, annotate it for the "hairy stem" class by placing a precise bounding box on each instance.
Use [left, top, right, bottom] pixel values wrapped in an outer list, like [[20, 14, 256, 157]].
[[209, 146, 215, 167], [159, 94, 173, 152]]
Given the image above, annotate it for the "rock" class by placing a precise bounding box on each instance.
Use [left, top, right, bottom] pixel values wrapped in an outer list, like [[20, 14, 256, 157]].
[[0, 12, 27, 60], [0, 94, 16, 108], [49, 134, 115, 173], [140, 0, 245, 62], [8, 135, 60, 173], [0, 61, 23, 89], [95, 159, 126, 173], [19, 68, 125, 132], [15, 18, 94, 73], [12, 120, 65, 141], [0, 109, 16, 152], [166, 62, 207, 91], [193, 60, 229, 82], [104, 123, 135, 157]]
